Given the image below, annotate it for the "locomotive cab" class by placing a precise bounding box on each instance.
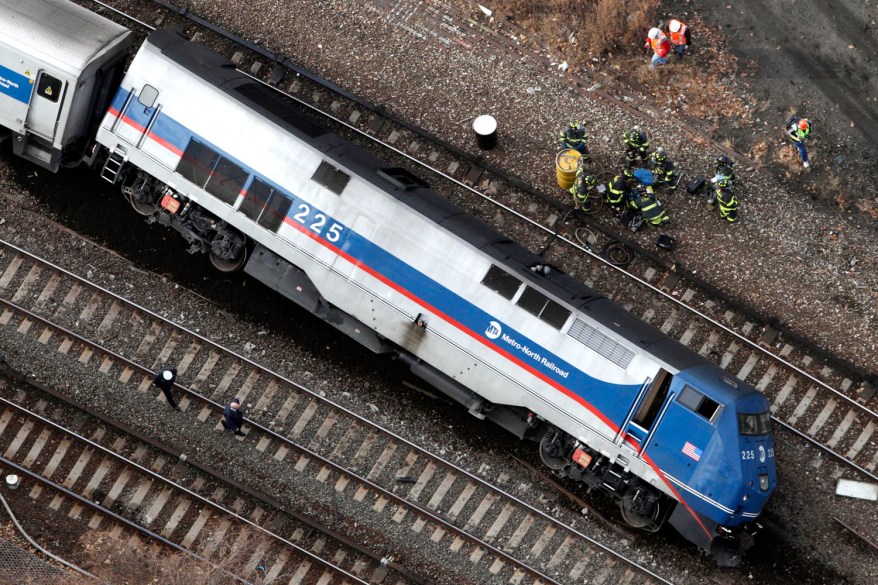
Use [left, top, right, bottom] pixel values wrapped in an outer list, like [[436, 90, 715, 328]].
[[647, 366, 776, 566], [0, 0, 131, 171]]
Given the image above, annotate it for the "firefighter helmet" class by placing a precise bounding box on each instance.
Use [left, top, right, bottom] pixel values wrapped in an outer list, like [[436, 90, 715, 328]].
[[577, 173, 596, 188], [567, 120, 586, 139], [653, 147, 667, 162]]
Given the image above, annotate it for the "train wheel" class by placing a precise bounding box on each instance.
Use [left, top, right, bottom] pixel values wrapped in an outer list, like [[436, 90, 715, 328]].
[[538, 428, 568, 470], [619, 490, 662, 532], [209, 247, 248, 273], [127, 193, 157, 216]]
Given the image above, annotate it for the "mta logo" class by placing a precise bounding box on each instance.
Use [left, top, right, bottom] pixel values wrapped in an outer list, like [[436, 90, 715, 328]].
[[485, 321, 502, 339]]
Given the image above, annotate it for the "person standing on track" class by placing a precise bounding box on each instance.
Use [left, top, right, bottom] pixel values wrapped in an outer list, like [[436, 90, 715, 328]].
[[569, 169, 597, 211], [222, 397, 246, 437], [152, 366, 181, 411]]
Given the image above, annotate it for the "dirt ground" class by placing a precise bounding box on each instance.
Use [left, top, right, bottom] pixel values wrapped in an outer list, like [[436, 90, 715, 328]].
[[664, 0, 878, 222]]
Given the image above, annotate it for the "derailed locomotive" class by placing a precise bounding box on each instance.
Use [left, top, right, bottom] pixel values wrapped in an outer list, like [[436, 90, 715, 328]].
[[0, 0, 776, 566]]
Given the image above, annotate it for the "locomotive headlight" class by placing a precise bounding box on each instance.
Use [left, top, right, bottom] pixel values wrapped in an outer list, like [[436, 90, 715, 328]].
[[758, 474, 769, 492]]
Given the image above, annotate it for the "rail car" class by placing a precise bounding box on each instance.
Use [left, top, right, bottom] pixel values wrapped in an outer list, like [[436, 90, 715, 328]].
[[0, 0, 131, 172], [0, 0, 777, 566]]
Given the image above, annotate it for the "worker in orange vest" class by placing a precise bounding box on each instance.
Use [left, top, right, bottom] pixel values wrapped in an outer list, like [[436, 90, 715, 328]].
[[645, 27, 670, 69], [667, 19, 691, 59]]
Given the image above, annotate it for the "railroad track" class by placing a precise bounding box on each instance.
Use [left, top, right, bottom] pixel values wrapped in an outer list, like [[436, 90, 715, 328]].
[[0, 241, 670, 583], [80, 0, 878, 470], [0, 391, 384, 584]]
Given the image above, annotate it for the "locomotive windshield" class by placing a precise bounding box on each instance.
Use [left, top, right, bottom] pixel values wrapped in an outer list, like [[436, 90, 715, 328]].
[[738, 411, 771, 435]]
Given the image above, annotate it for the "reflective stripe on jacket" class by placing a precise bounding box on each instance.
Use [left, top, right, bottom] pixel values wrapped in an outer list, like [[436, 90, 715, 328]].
[[631, 195, 668, 223]]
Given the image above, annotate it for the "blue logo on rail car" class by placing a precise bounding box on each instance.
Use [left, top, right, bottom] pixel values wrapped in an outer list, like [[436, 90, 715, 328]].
[[0, 65, 33, 104], [485, 321, 502, 339]]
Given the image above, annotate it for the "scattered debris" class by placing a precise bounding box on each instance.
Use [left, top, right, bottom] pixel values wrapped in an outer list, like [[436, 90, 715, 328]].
[[835, 478, 878, 501]]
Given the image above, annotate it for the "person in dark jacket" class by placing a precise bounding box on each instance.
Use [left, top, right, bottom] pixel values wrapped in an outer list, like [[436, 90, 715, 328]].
[[569, 169, 596, 211], [222, 398, 246, 436], [558, 119, 589, 161], [152, 367, 180, 411], [648, 147, 677, 189], [606, 174, 631, 212], [623, 126, 650, 167], [629, 186, 670, 226]]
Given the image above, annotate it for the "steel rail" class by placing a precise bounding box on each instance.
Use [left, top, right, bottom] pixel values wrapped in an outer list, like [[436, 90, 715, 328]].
[[0, 395, 370, 585], [0, 238, 674, 584], [0, 360, 426, 584], [0, 294, 587, 585], [0, 457, 250, 585], [771, 418, 877, 483]]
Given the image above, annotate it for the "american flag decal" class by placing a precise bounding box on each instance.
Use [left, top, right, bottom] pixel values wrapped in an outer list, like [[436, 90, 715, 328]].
[[682, 441, 702, 462]]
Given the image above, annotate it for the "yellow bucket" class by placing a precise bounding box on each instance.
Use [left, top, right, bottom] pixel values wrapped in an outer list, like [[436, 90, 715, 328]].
[[555, 149, 582, 189]]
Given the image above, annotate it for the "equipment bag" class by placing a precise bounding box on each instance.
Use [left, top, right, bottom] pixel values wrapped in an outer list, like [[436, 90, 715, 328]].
[[686, 174, 705, 195], [620, 209, 644, 233], [656, 234, 677, 251]]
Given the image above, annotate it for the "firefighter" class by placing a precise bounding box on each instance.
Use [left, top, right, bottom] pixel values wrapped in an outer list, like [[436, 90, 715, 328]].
[[785, 116, 812, 168], [569, 168, 596, 211], [606, 174, 631, 212], [623, 126, 650, 167], [629, 185, 670, 226], [645, 27, 671, 69], [649, 147, 677, 189], [667, 19, 691, 59], [559, 120, 589, 162], [712, 154, 736, 186], [716, 187, 739, 223]]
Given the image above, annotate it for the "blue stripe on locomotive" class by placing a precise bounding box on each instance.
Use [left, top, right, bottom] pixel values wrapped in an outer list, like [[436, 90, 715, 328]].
[[110, 91, 644, 426], [109, 87, 778, 525], [109, 88, 189, 154], [350, 229, 642, 421]]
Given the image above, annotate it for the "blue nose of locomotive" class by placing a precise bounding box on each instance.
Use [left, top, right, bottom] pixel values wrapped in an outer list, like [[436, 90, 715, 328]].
[[732, 402, 776, 523]]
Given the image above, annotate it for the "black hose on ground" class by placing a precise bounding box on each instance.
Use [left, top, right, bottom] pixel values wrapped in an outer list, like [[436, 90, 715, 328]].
[[602, 241, 634, 267]]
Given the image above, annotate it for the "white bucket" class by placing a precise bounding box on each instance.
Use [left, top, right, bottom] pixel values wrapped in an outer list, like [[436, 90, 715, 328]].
[[473, 115, 498, 150]]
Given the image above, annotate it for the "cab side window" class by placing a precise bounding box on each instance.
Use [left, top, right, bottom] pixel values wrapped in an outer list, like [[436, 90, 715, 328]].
[[677, 385, 722, 423]]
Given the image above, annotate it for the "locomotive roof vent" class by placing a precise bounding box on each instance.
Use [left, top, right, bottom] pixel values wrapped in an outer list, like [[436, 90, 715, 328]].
[[568, 318, 635, 370]]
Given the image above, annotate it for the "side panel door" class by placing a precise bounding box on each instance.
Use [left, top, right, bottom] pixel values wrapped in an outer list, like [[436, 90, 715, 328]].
[[616, 369, 673, 455], [24, 70, 66, 141], [332, 215, 376, 279]]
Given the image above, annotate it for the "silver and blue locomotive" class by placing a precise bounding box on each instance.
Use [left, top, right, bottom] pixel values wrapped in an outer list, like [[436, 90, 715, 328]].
[[0, 1, 777, 566]]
